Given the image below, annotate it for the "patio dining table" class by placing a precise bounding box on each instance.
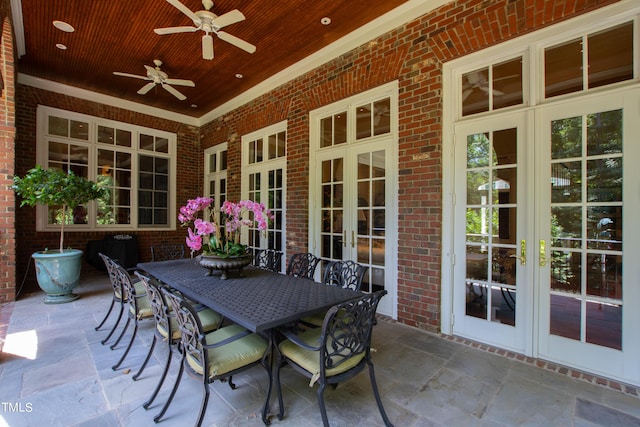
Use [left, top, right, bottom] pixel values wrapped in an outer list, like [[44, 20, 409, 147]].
[[136, 257, 361, 424]]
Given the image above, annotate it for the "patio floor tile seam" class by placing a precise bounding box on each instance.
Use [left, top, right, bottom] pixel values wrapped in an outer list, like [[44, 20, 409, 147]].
[[436, 332, 640, 399]]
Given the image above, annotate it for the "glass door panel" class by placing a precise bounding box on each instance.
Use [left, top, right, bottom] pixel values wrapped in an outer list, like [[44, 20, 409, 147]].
[[356, 150, 386, 293], [315, 141, 395, 315], [537, 91, 640, 384], [454, 113, 529, 353], [546, 108, 623, 350]]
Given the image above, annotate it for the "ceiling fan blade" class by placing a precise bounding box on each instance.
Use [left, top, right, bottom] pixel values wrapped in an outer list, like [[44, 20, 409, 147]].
[[212, 9, 245, 29], [113, 72, 149, 80], [165, 78, 195, 87], [165, 0, 200, 22], [162, 83, 186, 101], [137, 82, 156, 95], [462, 88, 473, 101], [216, 31, 256, 54], [492, 89, 505, 96], [202, 34, 214, 60], [154, 26, 198, 35]]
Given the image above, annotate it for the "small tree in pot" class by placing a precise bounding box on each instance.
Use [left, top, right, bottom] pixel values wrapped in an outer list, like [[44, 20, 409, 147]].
[[13, 165, 108, 303]]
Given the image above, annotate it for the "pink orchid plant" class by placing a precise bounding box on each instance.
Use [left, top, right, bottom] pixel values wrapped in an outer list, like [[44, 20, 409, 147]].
[[178, 197, 273, 257]]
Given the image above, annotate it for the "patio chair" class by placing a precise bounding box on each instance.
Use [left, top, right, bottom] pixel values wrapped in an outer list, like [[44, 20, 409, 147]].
[[151, 242, 185, 261], [322, 260, 368, 291], [110, 260, 154, 371], [301, 260, 369, 327], [286, 252, 320, 280], [275, 290, 392, 427], [254, 248, 283, 273], [132, 272, 223, 415], [95, 253, 126, 345], [158, 287, 271, 427]]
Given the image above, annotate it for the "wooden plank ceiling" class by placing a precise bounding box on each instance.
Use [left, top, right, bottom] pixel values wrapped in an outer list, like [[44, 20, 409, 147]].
[[17, 0, 409, 118]]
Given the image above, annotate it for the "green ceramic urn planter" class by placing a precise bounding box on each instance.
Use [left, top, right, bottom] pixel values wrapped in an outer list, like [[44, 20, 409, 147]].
[[32, 249, 83, 304], [13, 166, 108, 304]]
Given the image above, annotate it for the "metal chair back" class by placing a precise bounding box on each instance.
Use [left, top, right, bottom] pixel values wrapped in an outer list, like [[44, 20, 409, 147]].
[[286, 252, 320, 280], [322, 260, 368, 291], [151, 242, 185, 261], [254, 248, 283, 273]]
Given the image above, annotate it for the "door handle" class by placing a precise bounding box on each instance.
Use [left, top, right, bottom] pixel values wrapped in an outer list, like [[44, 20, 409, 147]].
[[510, 239, 526, 266], [539, 240, 550, 267], [343, 230, 346, 247], [351, 230, 355, 248]]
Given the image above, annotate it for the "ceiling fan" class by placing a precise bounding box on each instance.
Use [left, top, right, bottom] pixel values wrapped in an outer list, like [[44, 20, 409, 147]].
[[154, 0, 256, 60], [113, 59, 195, 100], [462, 71, 505, 101]]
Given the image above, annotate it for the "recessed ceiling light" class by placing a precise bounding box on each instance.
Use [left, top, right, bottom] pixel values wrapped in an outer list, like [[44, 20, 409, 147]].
[[56, 44, 67, 50], [235, 73, 243, 79], [191, 104, 198, 108], [53, 21, 75, 32], [321, 17, 331, 25]]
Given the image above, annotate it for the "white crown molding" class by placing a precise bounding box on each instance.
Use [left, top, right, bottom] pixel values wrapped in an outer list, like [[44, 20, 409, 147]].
[[200, 0, 451, 124], [11, 0, 25, 57], [17, 73, 200, 127]]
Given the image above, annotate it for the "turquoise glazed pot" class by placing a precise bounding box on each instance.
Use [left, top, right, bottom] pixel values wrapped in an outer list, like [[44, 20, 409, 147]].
[[32, 249, 83, 304]]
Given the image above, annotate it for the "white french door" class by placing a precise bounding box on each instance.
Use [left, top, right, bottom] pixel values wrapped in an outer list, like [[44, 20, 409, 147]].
[[313, 139, 396, 316], [536, 91, 640, 383], [452, 90, 640, 385], [452, 112, 532, 353]]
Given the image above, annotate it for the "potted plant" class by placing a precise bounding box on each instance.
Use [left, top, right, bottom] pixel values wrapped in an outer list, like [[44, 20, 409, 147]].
[[13, 165, 108, 303], [178, 196, 273, 278]]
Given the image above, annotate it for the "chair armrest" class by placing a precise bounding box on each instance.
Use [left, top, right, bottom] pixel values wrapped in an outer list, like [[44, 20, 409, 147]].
[[280, 328, 322, 351], [201, 328, 252, 349]]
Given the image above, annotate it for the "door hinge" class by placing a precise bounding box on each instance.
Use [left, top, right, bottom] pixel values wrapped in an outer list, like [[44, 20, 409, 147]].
[[451, 313, 455, 327]]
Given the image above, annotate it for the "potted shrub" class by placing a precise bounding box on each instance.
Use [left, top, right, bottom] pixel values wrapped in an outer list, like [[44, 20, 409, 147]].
[[13, 165, 108, 303]]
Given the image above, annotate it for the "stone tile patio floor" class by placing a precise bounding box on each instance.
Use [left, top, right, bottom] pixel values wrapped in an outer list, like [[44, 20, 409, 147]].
[[1, 270, 639, 427]]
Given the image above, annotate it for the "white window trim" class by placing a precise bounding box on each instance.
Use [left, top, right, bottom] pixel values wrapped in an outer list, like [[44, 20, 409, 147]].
[[36, 105, 177, 232]]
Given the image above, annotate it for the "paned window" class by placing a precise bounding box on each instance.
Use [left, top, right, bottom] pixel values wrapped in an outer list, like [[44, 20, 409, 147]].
[[204, 144, 228, 224], [462, 57, 523, 116], [37, 106, 176, 231], [544, 22, 634, 98]]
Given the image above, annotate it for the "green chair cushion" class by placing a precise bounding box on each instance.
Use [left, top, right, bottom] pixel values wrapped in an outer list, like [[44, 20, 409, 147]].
[[158, 308, 222, 340], [186, 324, 267, 379], [129, 281, 153, 319], [300, 311, 326, 327], [279, 327, 365, 386]]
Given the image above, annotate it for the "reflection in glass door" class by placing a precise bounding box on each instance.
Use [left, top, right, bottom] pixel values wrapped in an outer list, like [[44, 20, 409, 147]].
[[537, 93, 640, 383], [319, 148, 388, 294], [547, 110, 622, 349], [465, 128, 519, 325], [453, 114, 529, 353]]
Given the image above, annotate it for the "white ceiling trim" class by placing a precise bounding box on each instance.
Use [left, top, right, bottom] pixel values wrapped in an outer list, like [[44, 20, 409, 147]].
[[10, 0, 25, 57], [17, 73, 200, 126]]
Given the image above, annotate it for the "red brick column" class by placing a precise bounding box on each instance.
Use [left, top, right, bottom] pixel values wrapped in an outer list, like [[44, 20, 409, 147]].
[[0, 15, 16, 303]]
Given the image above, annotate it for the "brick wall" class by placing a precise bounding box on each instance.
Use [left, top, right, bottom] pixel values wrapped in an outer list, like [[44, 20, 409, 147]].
[[197, 0, 618, 331], [0, 8, 16, 303], [10, 0, 619, 328]]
